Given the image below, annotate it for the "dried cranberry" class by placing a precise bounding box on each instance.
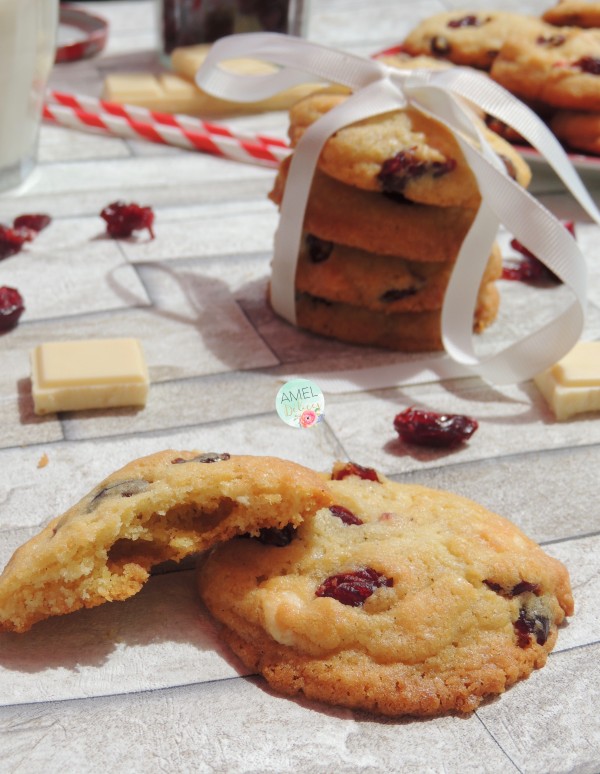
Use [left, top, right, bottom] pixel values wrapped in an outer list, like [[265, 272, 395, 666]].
[[0, 225, 35, 260], [0, 286, 25, 331], [484, 579, 540, 597], [394, 407, 478, 448], [256, 524, 296, 546], [377, 148, 457, 195], [329, 504, 364, 525], [503, 223, 574, 283], [13, 213, 51, 232], [574, 56, 600, 74], [514, 607, 550, 647], [100, 201, 155, 239], [484, 580, 503, 594], [430, 35, 451, 56], [536, 34, 566, 47], [306, 234, 333, 263], [315, 567, 393, 606], [512, 580, 540, 596], [332, 462, 380, 482], [379, 287, 418, 303], [447, 14, 484, 28]]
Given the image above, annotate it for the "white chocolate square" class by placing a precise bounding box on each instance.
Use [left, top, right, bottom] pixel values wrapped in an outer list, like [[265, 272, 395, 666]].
[[533, 341, 600, 421], [30, 338, 149, 415]]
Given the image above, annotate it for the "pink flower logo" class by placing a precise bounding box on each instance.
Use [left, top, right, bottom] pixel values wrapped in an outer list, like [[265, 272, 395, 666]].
[[299, 409, 317, 428]]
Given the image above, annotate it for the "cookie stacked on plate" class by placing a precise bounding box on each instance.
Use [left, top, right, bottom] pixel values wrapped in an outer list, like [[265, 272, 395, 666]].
[[401, 8, 600, 155], [268, 90, 530, 351]]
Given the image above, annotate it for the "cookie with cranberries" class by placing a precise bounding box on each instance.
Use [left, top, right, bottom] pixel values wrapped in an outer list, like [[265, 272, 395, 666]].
[[288, 92, 531, 209], [543, 0, 600, 29], [0, 450, 331, 633], [198, 464, 573, 717], [294, 231, 502, 314], [401, 10, 547, 70], [491, 26, 600, 111]]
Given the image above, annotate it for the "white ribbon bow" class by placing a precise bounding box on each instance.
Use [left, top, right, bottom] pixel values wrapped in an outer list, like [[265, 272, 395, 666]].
[[197, 33, 600, 385]]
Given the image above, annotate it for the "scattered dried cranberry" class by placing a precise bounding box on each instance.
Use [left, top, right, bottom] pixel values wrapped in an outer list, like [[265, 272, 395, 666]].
[[315, 567, 393, 606], [394, 407, 478, 448], [514, 607, 550, 647], [377, 148, 457, 195], [329, 504, 364, 526], [256, 524, 296, 546], [503, 222, 574, 282], [13, 213, 51, 232], [332, 462, 380, 482], [100, 201, 155, 239], [0, 225, 34, 260], [306, 233, 333, 263], [0, 286, 25, 331], [574, 56, 600, 74], [447, 14, 484, 28]]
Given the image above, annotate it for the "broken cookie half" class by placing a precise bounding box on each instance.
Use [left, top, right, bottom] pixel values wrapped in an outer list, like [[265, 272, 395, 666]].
[[0, 450, 331, 633]]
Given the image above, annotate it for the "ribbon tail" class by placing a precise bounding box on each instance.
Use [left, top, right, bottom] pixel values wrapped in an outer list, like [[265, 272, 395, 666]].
[[437, 68, 600, 226]]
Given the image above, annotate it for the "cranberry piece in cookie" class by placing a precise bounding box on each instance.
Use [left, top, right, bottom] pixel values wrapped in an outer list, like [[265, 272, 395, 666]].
[[574, 56, 600, 74], [329, 504, 364, 525], [306, 234, 334, 263], [514, 606, 551, 647], [430, 35, 451, 56], [447, 14, 487, 28], [331, 462, 380, 482], [377, 148, 457, 195], [315, 567, 393, 607]]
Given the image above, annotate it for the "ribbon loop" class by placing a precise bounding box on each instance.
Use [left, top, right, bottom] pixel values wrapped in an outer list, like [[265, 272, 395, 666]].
[[197, 33, 598, 385]]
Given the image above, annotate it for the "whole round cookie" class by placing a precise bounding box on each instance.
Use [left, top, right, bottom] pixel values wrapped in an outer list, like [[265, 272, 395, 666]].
[[0, 450, 331, 633], [288, 93, 531, 208], [550, 109, 600, 152], [295, 232, 502, 313], [401, 10, 546, 69], [543, 0, 600, 28], [269, 159, 479, 263], [491, 27, 600, 111], [198, 463, 573, 716], [290, 282, 499, 352]]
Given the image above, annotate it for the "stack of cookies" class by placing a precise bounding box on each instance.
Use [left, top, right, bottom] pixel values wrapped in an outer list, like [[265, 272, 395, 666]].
[[401, 7, 600, 155], [269, 91, 531, 352]]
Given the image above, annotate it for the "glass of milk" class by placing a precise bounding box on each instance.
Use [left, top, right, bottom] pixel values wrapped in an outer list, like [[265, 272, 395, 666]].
[[0, 0, 59, 192]]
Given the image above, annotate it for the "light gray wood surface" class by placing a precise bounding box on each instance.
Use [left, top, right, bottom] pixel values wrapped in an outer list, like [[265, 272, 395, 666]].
[[1, 1, 599, 771]]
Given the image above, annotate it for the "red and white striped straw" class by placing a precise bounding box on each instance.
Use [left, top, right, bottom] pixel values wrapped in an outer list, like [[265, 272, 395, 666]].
[[43, 91, 290, 168]]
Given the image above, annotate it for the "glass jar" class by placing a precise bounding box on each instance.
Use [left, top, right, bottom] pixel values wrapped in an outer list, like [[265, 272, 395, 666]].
[[159, 0, 308, 56]]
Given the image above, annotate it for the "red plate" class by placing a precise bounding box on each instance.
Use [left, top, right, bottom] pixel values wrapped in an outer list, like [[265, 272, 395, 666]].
[[55, 7, 109, 63]]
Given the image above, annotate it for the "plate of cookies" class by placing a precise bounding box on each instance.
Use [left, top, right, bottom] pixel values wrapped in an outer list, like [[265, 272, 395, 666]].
[[374, 4, 600, 168]]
